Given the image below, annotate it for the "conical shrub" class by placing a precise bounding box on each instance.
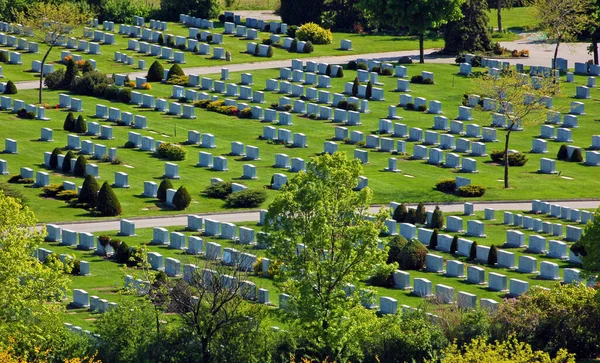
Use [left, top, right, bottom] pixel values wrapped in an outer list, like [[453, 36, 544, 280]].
[[73, 115, 87, 134], [469, 241, 478, 261], [352, 77, 359, 96], [450, 235, 458, 254], [570, 148, 583, 162], [366, 81, 373, 99], [157, 179, 173, 202], [96, 182, 122, 216], [63, 112, 75, 132], [147, 61, 164, 82], [429, 229, 438, 249], [416, 202, 426, 224], [488, 244, 498, 265], [73, 155, 87, 177], [557, 144, 568, 160], [172, 186, 191, 210], [4, 80, 17, 94], [49, 148, 62, 169], [79, 174, 99, 205], [62, 150, 75, 173]]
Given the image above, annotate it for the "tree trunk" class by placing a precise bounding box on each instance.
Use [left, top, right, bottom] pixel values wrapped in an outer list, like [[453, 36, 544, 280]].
[[38, 46, 52, 104], [552, 38, 561, 72], [593, 38, 599, 65], [419, 33, 424, 64], [504, 128, 512, 189], [497, 0, 503, 33]]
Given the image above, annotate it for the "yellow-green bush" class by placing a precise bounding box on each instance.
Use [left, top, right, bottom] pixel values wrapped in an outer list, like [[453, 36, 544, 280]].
[[296, 22, 333, 45]]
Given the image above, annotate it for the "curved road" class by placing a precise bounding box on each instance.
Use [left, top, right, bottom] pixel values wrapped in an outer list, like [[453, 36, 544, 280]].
[[48, 199, 600, 233], [15, 35, 590, 91]]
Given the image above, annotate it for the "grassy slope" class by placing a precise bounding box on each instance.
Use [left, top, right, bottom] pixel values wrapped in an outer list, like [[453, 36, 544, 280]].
[[1, 63, 599, 223], [486, 6, 539, 32], [57, 209, 589, 331]]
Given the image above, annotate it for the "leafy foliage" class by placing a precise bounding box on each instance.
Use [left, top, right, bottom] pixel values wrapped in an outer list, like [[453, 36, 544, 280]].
[[204, 181, 233, 199], [157, 179, 173, 202], [443, 0, 493, 54], [156, 143, 187, 161], [147, 60, 164, 82], [296, 22, 333, 44], [399, 239, 428, 270], [172, 186, 191, 210], [73, 155, 87, 177], [79, 174, 99, 206], [225, 189, 267, 208]]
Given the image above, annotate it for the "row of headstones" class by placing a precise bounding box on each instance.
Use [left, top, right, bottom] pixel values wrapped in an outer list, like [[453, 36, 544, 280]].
[[530, 200, 595, 225], [179, 14, 216, 29], [71, 289, 117, 312], [57, 51, 98, 69], [534, 136, 600, 166], [60, 38, 102, 55], [127, 38, 213, 58], [35, 247, 91, 275], [0, 97, 50, 119], [279, 68, 338, 88], [0, 33, 38, 53], [424, 252, 592, 289], [382, 215, 486, 238], [185, 266, 271, 304], [502, 210, 584, 243]]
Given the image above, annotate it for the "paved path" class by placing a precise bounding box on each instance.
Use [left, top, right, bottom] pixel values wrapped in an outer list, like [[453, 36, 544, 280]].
[[15, 35, 591, 91], [48, 199, 600, 233]]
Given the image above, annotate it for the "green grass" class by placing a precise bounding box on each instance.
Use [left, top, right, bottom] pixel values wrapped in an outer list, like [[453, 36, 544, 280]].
[[2, 63, 600, 223], [54, 209, 589, 330], [486, 6, 539, 32], [0, 21, 446, 83]]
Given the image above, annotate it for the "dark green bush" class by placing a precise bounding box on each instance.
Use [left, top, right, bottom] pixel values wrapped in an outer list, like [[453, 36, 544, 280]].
[[156, 143, 187, 161], [73, 115, 87, 134], [346, 102, 358, 111], [387, 235, 408, 264], [239, 107, 252, 118], [366, 81, 372, 99], [392, 203, 408, 223], [352, 77, 359, 96], [286, 25, 298, 38], [96, 182, 122, 216], [429, 229, 438, 249], [469, 241, 478, 261], [267, 45, 273, 57], [347, 60, 357, 70], [167, 64, 185, 81], [490, 150, 528, 166], [41, 184, 63, 198], [289, 38, 298, 53], [435, 179, 456, 193], [118, 88, 132, 103], [16, 108, 34, 119], [398, 239, 428, 270], [49, 148, 62, 169], [422, 78, 434, 85], [488, 244, 498, 265], [79, 174, 99, 205], [570, 148, 583, 162], [62, 151, 75, 173], [336, 67, 344, 78], [0, 51, 7, 62], [368, 263, 395, 287], [337, 100, 348, 109], [303, 41, 314, 53], [147, 60, 164, 82], [557, 144, 568, 160], [431, 206, 444, 229], [411, 75, 424, 84], [113, 241, 130, 263], [45, 69, 65, 90], [172, 186, 191, 210], [157, 179, 173, 202], [356, 62, 367, 70], [73, 155, 87, 177], [225, 189, 267, 208], [204, 181, 233, 199], [382, 68, 393, 76], [63, 58, 78, 89], [458, 185, 486, 197], [417, 104, 427, 112], [450, 235, 458, 254], [70, 71, 113, 98], [103, 85, 120, 100], [7, 174, 34, 184]]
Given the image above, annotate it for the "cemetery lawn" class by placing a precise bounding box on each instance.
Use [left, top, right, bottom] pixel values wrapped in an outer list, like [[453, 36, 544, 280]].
[[56, 210, 583, 330], [486, 6, 539, 32], [2, 63, 599, 223], [0, 22, 449, 83]]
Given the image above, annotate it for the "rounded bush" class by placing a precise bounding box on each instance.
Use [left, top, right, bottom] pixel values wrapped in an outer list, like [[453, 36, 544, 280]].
[[167, 64, 185, 81], [45, 69, 65, 90], [289, 38, 298, 53], [96, 182, 122, 216], [398, 56, 413, 64], [382, 68, 393, 76], [114, 241, 130, 263], [172, 186, 191, 210], [70, 71, 113, 97], [336, 67, 344, 78], [411, 75, 424, 84], [458, 185, 486, 197], [436, 179, 456, 193], [347, 60, 357, 70], [356, 62, 367, 70], [303, 41, 314, 53], [296, 22, 333, 44], [239, 107, 252, 118], [286, 25, 298, 38], [147, 60, 164, 82], [118, 88, 132, 103], [204, 181, 233, 199], [104, 85, 120, 100], [157, 179, 173, 202], [225, 189, 267, 208], [156, 143, 187, 161], [398, 239, 428, 270], [387, 235, 408, 264], [346, 102, 358, 111], [337, 100, 348, 109]]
